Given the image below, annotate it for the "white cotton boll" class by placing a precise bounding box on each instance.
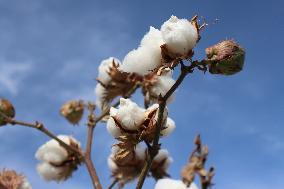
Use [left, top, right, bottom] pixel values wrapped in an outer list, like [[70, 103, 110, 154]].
[[98, 57, 121, 84], [155, 178, 198, 189], [18, 179, 32, 189], [161, 15, 198, 56], [146, 103, 168, 123], [94, 83, 107, 110], [114, 98, 145, 131], [154, 149, 169, 162], [134, 145, 146, 160], [140, 26, 164, 50], [121, 46, 162, 75], [37, 162, 66, 182], [161, 117, 176, 137], [106, 116, 122, 138], [163, 157, 173, 170], [150, 70, 176, 99], [107, 154, 118, 172]]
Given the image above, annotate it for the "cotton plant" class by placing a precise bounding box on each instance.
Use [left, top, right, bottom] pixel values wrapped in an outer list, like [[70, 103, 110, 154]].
[[0, 14, 245, 189]]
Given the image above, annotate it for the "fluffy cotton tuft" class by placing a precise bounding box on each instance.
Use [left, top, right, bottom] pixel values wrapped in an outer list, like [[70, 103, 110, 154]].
[[35, 135, 81, 182], [106, 108, 123, 138], [155, 178, 198, 189], [107, 154, 118, 172], [161, 15, 198, 56], [161, 117, 176, 137], [149, 69, 176, 99], [121, 27, 164, 75], [98, 57, 121, 84], [94, 83, 107, 110], [134, 145, 146, 160], [153, 149, 173, 170], [19, 178, 32, 189], [108, 98, 145, 131]]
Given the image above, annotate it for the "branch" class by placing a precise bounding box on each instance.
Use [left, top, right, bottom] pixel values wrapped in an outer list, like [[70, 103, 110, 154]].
[[108, 178, 119, 189], [0, 111, 83, 157], [135, 62, 199, 189]]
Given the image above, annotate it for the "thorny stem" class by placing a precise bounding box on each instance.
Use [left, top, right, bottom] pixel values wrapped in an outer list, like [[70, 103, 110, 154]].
[[136, 62, 201, 189]]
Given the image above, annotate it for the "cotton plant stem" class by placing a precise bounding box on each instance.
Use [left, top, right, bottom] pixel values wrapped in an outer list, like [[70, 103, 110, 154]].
[[0, 111, 83, 157], [108, 179, 119, 189], [135, 62, 196, 189]]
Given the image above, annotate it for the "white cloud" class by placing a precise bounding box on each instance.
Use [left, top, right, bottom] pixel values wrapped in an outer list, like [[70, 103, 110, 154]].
[[0, 61, 33, 95]]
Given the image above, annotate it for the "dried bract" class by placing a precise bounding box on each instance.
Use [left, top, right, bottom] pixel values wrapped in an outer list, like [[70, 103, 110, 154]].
[[0, 99, 15, 126], [0, 169, 31, 189], [60, 100, 85, 125]]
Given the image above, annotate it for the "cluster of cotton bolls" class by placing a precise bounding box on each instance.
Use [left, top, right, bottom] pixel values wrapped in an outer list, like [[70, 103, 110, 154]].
[[106, 98, 175, 139], [108, 146, 173, 184], [155, 178, 198, 189], [95, 15, 199, 110], [35, 135, 82, 182]]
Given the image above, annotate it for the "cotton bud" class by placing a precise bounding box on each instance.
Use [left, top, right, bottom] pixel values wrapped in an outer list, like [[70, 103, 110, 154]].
[[0, 99, 15, 126], [107, 98, 145, 134], [161, 15, 198, 57], [155, 178, 198, 189], [161, 117, 176, 137], [0, 169, 32, 189], [60, 100, 85, 125], [151, 149, 173, 179], [35, 135, 82, 182], [98, 57, 121, 84], [205, 40, 245, 75]]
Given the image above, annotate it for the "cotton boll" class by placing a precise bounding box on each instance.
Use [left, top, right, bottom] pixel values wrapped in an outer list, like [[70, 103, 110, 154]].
[[161, 117, 176, 137], [154, 149, 169, 162], [155, 178, 198, 189], [150, 70, 176, 99], [140, 26, 164, 50], [37, 162, 67, 182], [161, 15, 198, 56], [107, 154, 118, 172], [146, 103, 168, 123], [94, 83, 107, 110], [98, 57, 121, 84], [134, 145, 146, 160], [113, 98, 145, 131], [19, 178, 32, 189], [106, 116, 122, 138]]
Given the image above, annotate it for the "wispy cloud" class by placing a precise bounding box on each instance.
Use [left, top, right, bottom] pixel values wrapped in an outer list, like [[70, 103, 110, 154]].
[[0, 61, 33, 95]]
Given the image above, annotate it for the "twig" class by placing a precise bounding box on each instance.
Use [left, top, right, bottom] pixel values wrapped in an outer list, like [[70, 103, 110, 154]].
[[135, 62, 199, 189], [0, 111, 83, 157], [108, 178, 119, 189]]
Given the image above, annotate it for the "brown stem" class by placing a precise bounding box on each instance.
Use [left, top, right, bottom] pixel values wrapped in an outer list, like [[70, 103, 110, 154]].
[[108, 178, 119, 189], [136, 62, 196, 189]]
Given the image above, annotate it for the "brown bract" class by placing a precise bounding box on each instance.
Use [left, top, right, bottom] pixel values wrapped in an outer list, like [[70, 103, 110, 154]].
[[0, 99, 15, 126], [0, 169, 25, 189], [60, 100, 85, 125]]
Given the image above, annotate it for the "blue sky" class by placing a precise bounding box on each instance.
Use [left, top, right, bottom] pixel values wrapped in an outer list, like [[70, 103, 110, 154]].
[[0, 0, 283, 188]]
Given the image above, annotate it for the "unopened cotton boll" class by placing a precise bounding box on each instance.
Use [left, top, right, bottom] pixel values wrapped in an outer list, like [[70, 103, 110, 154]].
[[111, 98, 145, 131], [155, 178, 199, 189], [161, 117, 176, 137], [161, 15, 198, 56], [98, 57, 121, 84]]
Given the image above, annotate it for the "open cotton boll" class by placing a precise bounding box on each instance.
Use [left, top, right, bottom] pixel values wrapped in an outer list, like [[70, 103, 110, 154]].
[[98, 57, 121, 84], [107, 154, 118, 172], [150, 69, 176, 100], [154, 149, 170, 162], [140, 26, 164, 50], [161, 15, 198, 56], [112, 98, 145, 131], [155, 178, 198, 189], [35, 136, 71, 164], [146, 103, 168, 123], [134, 145, 146, 160], [37, 162, 69, 182], [19, 178, 32, 189], [161, 117, 176, 137], [121, 46, 162, 75], [106, 115, 122, 138], [94, 83, 107, 110]]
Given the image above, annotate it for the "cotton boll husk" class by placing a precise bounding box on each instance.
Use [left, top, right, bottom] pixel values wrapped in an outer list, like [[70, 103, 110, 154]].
[[106, 116, 122, 138], [114, 98, 145, 131], [94, 83, 107, 110], [107, 154, 118, 172], [161, 117, 176, 137], [155, 178, 198, 189], [161, 15, 198, 56], [98, 57, 121, 84], [36, 162, 69, 182], [19, 178, 32, 189]]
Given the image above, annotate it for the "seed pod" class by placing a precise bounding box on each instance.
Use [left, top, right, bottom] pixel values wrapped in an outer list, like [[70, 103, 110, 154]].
[[206, 40, 245, 75], [60, 100, 84, 125], [0, 99, 15, 126]]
